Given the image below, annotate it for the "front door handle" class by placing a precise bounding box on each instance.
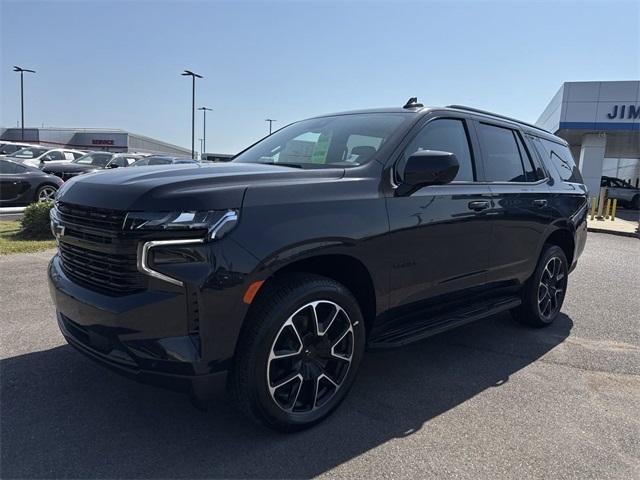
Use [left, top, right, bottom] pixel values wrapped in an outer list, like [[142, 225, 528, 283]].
[[468, 200, 491, 211], [533, 199, 548, 208]]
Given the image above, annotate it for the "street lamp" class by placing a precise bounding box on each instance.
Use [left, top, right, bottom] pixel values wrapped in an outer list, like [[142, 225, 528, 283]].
[[198, 106, 213, 154], [198, 138, 204, 156], [13, 66, 36, 141], [181, 70, 203, 159], [265, 118, 277, 135]]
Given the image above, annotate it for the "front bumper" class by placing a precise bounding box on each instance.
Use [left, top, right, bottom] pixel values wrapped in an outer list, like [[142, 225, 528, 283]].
[[57, 311, 227, 399], [48, 244, 255, 399]]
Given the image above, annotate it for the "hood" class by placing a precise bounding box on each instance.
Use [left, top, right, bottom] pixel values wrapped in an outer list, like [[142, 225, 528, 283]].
[[56, 162, 344, 211]]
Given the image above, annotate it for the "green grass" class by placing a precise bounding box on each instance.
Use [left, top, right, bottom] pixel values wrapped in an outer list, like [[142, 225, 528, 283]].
[[0, 220, 56, 255]]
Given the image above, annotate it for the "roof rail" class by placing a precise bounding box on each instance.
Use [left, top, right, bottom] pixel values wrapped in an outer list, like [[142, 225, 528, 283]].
[[446, 105, 550, 134]]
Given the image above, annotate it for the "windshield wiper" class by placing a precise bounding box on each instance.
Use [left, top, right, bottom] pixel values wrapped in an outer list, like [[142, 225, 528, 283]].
[[260, 162, 305, 169]]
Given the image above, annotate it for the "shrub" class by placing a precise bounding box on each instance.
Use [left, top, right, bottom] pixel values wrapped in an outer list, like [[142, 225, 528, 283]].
[[21, 201, 54, 240]]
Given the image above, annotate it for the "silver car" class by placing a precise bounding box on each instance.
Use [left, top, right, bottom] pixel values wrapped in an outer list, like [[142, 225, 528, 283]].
[[601, 176, 640, 209]]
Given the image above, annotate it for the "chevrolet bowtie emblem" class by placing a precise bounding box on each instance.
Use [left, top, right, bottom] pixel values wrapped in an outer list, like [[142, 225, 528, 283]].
[[53, 223, 65, 239]]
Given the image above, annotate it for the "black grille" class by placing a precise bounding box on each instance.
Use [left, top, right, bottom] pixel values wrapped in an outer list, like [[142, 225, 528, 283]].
[[59, 241, 146, 294], [56, 202, 146, 295], [57, 202, 125, 232]]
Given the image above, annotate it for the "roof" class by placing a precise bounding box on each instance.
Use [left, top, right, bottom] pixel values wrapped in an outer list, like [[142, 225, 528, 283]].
[[310, 104, 567, 144]]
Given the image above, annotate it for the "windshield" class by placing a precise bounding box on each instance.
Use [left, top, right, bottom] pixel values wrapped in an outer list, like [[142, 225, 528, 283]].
[[7, 147, 48, 159], [0, 144, 28, 155], [233, 113, 411, 168], [131, 157, 174, 166], [73, 152, 113, 166]]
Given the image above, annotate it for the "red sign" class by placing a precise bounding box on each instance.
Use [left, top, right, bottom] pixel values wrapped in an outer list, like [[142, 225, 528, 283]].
[[92, 139, 114, 145]]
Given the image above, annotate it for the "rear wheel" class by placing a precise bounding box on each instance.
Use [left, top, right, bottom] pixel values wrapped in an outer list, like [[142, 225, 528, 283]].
[[512, 244, 568, 327], [631, 195, 640, 210], [36, 184, 57, 202], [231, 274, 366, 432]]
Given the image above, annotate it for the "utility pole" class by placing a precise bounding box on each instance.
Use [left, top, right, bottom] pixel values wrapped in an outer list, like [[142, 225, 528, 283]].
[[181, 70, 203, 159], [13, 66, 36, 141], [265, 118, 277, 135], [198, 106, 213, 154]]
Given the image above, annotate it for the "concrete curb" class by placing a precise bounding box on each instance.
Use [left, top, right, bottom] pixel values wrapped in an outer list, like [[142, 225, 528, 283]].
[[587, 227, 639, 238], [0, 207, 26, 214]]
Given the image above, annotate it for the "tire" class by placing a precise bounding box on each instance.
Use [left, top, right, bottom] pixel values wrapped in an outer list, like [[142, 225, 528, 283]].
[[36, 184, 58, 202], [631, 195, 640, 210], [512, 244, 568, 328], [230, 273, 366, 432]]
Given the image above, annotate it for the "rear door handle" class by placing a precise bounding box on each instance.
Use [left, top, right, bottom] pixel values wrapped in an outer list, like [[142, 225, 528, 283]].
[[468, 200, 491, 211], [533, 199, 548, 208]]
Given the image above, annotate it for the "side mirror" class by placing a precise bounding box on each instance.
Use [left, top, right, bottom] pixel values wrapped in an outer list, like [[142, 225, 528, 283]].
[[400, 150, 459, 191], [107, 163, 120, 168]]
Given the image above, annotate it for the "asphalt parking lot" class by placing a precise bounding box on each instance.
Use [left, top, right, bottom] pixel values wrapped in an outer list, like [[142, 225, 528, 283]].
[[1, 233, 639, 479]]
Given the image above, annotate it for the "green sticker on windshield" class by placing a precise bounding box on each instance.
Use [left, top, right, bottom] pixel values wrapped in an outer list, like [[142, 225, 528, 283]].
[[310, 131, 332, 164]]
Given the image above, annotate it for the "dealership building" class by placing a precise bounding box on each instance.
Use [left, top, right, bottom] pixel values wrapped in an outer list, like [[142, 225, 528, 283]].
[[536, 80, 640, 197], [0, 127, 191, 156]]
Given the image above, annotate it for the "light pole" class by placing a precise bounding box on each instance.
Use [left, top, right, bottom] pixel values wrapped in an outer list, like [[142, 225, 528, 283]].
[[13, 66, 36, 141], [265, 118, 277, 135], [181, 70, 203, 159], [198, 138, 204, 157], [198, 106, 212, 154]]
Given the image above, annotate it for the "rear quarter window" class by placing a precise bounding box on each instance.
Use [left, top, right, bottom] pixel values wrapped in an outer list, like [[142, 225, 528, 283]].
[[534, 138, 583, 183]]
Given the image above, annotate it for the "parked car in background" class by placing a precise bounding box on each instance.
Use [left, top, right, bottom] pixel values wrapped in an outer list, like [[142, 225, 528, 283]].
[[42, 152, 145, 181], [0, 141, 40, 156], [48, 100, 587, 431], [601, 176, 640, 209], [0, 158, 63, 205], [5, 147, 84, 168], [130, 155, 198, 167], [201, 153, 234, 162]]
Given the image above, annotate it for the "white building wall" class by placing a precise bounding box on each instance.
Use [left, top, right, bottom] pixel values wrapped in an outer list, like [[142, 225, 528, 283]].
[[537, 81, 640, 132]]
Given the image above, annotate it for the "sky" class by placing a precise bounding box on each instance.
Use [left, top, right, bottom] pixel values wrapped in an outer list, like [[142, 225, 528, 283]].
[[1, 0, 639, 154]]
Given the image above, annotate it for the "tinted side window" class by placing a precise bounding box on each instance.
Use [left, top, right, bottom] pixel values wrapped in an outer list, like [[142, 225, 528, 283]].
[[514, 133, 537, 181], [110, 157, 128, 167], [536, 139, 582, 183], [148, 158, 173, 165], [46, 151, 65, 161], [0, 160, 15, 173], [92, 154, 113, 166], [0, 160, 22, 174], [0, 144, 21, 154], [478, 123, 529, 182], [400, 118, 474, 181]]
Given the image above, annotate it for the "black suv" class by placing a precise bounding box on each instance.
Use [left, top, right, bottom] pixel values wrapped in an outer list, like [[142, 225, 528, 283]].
[[48, 101, 588, 431]]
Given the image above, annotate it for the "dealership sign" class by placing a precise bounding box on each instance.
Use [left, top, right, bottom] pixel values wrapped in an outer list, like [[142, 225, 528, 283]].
[[606, 105, 640, 120], [92, 139, 115, 145]]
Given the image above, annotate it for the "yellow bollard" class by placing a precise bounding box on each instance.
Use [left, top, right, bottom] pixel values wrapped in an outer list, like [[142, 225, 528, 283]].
[[604, 199, 612, 219], [597, 187, 607, 219], [611, 198, 617, 221], [590, 197, 597, 220]]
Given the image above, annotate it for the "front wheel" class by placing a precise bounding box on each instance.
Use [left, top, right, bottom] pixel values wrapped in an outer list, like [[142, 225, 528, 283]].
[[512, 244, 568, 327], [36, 184, 58, 202], [231, 274, 366, 432]]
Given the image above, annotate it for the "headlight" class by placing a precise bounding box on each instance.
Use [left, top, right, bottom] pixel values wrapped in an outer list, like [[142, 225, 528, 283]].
[[123, 209, 238, 240]]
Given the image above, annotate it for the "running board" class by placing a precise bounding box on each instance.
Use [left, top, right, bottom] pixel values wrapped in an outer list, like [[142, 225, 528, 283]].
[[368, 296, 521, 349]]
